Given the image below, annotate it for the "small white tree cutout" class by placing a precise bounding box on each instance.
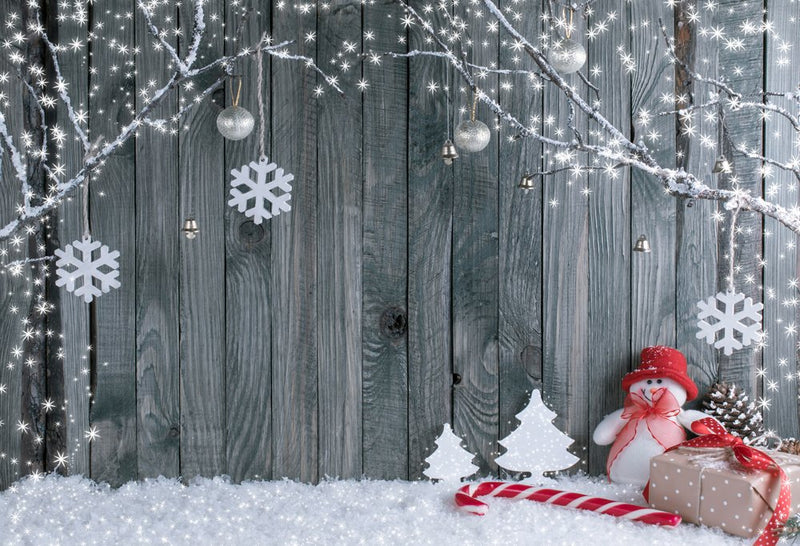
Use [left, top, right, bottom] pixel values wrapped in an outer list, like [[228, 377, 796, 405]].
[[423, 423, 479, 482], [494, 389, 579, 479]]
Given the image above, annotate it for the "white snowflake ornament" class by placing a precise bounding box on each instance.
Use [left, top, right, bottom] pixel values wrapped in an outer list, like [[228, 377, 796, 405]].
[[55, 236, 121, 303], [696, 290, 763, 355], [228, 157, 293, 224]]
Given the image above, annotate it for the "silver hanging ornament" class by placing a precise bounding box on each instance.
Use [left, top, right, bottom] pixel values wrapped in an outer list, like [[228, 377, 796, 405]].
[[441, 138, 459, 165], [549, 38, 586, 74], [182, 218, 199, 239], [633, 234, 652, 253], [548, 9, 586, 74], [712, 155, 731, 174], [217, 76, 254, 141], [454, 93, 491, 153], [518, 171, 536, 190]]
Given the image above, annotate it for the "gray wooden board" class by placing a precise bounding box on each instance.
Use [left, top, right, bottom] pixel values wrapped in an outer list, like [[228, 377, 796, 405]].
[[497, 0, 544, 478], [541, 8, 589, 474], [88, 0, 137, 485], [361, 0, 410, 480], [50, 0, 91, 474], [451, 1, 500, 476], [586, 0, 632, 476], [270, 2, 319, 482], [675, 5, 721, 406], [629, 6, 677, 353], [714, 0, 763, 393], [406, 0, 453, 480], [762, 1, 800, 438], [223, 4, 273, 482], [179, 0, 227, 480], [316, 0, 363, 479], [0, 3, 26, 484], [134, 0, 180, 480]]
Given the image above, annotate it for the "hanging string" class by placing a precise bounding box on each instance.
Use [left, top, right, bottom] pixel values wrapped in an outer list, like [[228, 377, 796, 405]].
[[256, 32, 267, 162], [470, 90, 479, 123], [445, 59, 451, 138], [728, 206, 740, 293], [562, 7, 574, 39], [229, 76, 243, 108], [82, 172, 89, 239]]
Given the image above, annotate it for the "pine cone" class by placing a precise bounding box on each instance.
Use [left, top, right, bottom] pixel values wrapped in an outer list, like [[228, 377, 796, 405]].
[[700, 381, 766, 446], [779, 438, 800, 455]]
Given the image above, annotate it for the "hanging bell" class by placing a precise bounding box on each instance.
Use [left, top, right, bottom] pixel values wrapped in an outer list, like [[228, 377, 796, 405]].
[[518, 171, 536, 190], [633, 234, 651, 253], [441, 138, 459, 165], [182, 218, 199, 239], [712, 155, 730, 174]]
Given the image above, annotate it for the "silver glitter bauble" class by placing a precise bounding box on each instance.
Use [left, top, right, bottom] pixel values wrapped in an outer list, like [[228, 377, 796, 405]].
[[454, 120, 491, 152], [216, 106, 255, 140], [549, 38, 587, 74]]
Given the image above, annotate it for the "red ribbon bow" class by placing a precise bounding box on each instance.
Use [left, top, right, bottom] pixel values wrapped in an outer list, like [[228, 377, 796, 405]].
[[646, 417, 791, 546]]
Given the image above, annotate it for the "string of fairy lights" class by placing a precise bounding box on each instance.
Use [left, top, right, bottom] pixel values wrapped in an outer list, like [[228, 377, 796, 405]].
[[0, 0, 798, 479]]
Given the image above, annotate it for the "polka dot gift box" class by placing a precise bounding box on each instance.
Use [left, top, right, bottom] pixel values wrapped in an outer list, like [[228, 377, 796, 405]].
[[646, 419, 800, 542]]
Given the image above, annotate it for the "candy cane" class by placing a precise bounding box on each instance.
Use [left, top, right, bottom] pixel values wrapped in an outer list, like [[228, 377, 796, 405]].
[[455, 481, 681, 527]]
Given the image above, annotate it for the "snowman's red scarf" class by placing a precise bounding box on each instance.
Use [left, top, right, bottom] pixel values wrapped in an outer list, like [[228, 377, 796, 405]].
[[607, 389, 685, 478]]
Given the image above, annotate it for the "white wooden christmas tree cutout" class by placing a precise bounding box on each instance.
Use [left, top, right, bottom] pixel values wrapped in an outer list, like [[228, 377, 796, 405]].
[[55, 235, 121, 303], [423, 423, 478, 482], [494, 389, 579, 480]]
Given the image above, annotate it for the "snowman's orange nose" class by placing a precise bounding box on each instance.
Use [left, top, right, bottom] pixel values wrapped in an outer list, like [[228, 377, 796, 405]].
[[650, 388, 659, 395]]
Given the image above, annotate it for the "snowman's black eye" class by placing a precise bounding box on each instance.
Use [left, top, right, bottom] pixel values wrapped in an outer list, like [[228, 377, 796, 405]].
[[646, 379, 652, 384], [657, 379, 663, 384]]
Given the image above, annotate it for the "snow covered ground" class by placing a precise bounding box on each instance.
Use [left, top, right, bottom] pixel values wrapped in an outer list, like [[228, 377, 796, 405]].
[[0, 473, 747, 545]]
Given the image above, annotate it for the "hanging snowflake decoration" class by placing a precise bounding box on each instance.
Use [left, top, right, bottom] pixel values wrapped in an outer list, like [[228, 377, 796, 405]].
[[55, 236, 121, 303], [228, 157, 293, 224], [696, 291, 763, 355]]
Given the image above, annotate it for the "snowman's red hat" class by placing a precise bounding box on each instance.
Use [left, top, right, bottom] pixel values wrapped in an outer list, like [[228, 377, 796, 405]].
[[621, 346, 698, 401]]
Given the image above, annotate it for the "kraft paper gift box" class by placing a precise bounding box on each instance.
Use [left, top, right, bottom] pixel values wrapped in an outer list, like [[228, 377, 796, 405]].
[[647, 447, 800, 539]]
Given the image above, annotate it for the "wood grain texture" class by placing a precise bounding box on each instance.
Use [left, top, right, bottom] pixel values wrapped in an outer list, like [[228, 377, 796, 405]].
[[762, 1, 800, 438], [675, 3, 721, 405], [0, 3, 26, 484], [586, 0, 632, 476], [179, 0, 227, 480], [497, 0, 544, 474], [361, 0, 409, 480], [270, 2, 319, 482], [629, 5, 677, 352], [316, 0, 363, 479], [45, 0, 90, 477], [406, 0, 453, 481], [542, 9, 589, 474], [714, 0, 763, 393], [223, 4, 273, 482], [133, 1, 180, 480], [88, 0, 137, 485]]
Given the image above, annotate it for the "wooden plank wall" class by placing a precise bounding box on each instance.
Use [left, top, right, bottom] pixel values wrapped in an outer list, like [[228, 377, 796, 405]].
[[0, 0, 798, 488]]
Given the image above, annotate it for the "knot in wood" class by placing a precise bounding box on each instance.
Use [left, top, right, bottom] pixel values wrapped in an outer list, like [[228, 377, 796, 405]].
[[380, 307, 407, 339], [238, 220, 265, 246]]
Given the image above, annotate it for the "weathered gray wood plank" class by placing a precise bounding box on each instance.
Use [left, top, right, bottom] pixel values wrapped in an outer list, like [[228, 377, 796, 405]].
[[542, 10, 589, 473], [362, 0, 409, 480], [316, 0, 363, 479], [270, 3, 319, 483], [675, 6, 720, 406], [179, 0, 226, 480], [133, 0, 180, 480], [714, 0, 763, 393], [630, 1, 677, 359], [762, 1, 800, 438], [223, 4, 272, 482], [586, 0, 631, 476], [406, 1, 453, 481], [89, 0, 137, 485], [497, 0, 544, 474], [452, 4, 499, 475]]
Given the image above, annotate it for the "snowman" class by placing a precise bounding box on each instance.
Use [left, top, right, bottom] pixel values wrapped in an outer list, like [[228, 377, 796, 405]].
[[593, 346, 710, 486]]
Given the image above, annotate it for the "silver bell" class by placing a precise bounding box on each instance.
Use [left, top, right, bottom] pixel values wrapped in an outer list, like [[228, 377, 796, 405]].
[[518, 171, 536, 190], [441, 138, 459, 165], [712, 155, 731, 174], [182, 218, 199, 239], [633, 234, 651, 253]]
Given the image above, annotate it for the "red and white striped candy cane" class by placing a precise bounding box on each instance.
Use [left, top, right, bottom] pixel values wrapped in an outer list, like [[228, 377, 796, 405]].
[[455, 481, 681, 527]]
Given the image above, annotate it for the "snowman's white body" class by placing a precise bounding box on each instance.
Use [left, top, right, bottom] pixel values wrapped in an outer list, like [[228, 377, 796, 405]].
[[593, 377, 708, 486]]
